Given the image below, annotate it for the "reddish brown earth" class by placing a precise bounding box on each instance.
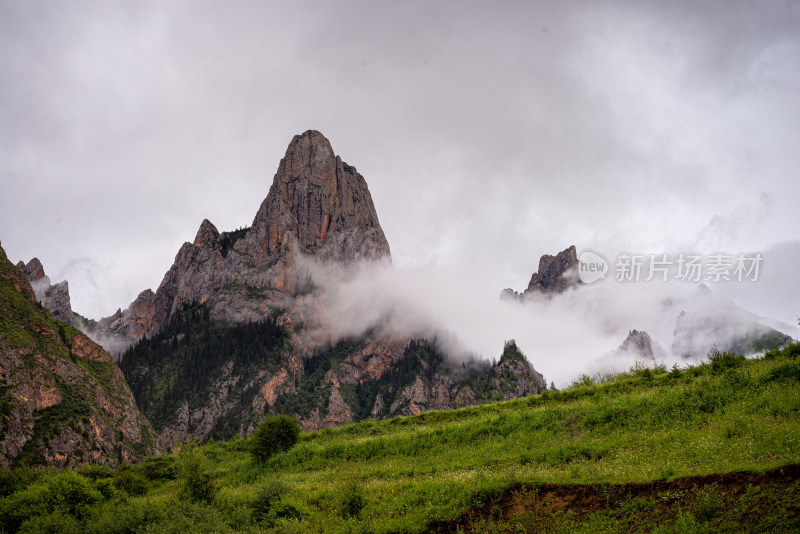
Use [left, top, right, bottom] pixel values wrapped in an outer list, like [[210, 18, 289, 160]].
[[427, 464, 800, 533]]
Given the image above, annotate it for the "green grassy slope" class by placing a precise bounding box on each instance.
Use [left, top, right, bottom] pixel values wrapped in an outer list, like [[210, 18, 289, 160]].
[[1, 343, 799, 533]]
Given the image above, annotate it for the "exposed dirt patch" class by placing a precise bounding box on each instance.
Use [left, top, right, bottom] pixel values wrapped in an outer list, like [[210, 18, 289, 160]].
[[426, 464, 800, 533]]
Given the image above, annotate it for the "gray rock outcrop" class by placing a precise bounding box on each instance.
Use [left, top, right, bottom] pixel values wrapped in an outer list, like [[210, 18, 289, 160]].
[[16, 257, 74, 325], [502, 245, 581, 299], [615, 330, 667, 363], [1, 244, 163, 468], [91, 130, 391, 354]]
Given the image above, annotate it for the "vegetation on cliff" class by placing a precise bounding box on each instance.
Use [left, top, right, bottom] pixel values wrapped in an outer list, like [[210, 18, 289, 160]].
[[0, 245, 161, 468], [120, 304, 290, 440], [121, 305, 545, 443]]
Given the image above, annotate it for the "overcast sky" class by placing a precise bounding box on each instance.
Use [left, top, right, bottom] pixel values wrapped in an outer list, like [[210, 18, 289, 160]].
[[1, 0, 799, 326]]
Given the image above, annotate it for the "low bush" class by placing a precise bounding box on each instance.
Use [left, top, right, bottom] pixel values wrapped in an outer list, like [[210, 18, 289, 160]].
[[251, 478, 303, 525], [339, 480, 367, 518], [139, 455, 178, 481], [178, 441, 216, 504], [250, 415, 301, 463], [0, 471, 106, 532], [113, 470, 148, 496], [694, 483, 723, 521], [763, 360, 800, 384], [251, 479, 288, 522], [0, 466, 41, 497], [17, 509, 81, 534], [76, 464, 114, 480], [709, 348, 746, 374]]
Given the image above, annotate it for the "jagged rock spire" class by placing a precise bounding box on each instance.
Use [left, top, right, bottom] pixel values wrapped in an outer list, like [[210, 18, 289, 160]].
[[502, 245, 581, 299], [16, 258, 46, 283], [92, 130, 392, 351], [194, 219, 220, 248], [247, 130, 390, 263]]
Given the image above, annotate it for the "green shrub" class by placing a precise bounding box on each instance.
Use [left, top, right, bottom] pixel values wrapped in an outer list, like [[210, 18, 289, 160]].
[[571, 374, 597, 388], [251, 479, 303, 524], [668, 364, 683, 380], [178, 441, 216, 504], [764, 360, 800, 384], [113, 470, 148, 496], [694, 483, 723, 521], [17, 509, 81, 534], [339, 480, 367, 518], [252, 479, 287, 522], [0, 466, 42, 497], [139, 455, 178, 481], [250, 415, 301, 462], [94, 478, 116, 500], [0, 471, 105, 532], [43, 471, 105, 517], [129, 500, 232, 534], [709, 348, 745, 374], [82, 500, 166, 534], [76, 463, 114, 480]]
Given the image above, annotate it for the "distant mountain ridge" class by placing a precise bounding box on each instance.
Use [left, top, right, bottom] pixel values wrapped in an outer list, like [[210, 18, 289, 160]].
[[84, 131, 545, 442], [506, 245, 793, 367]]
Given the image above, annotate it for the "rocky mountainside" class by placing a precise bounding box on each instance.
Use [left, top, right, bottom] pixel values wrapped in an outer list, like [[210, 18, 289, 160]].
[[120, 310, 545, 443], [90, 130, 390, 356], [614, 330, 667, 363], [86, 131, 545, 444], [16, 257, 74, 326], [502, 245, 580, 299], [0, 242, 163, 468]]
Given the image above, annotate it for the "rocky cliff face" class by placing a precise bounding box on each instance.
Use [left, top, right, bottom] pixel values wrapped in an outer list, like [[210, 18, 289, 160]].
[[502, 245, 580, 299], [16, 258, 74, 326], [246, 130, 390, 264], [489, 340, 547, 399], [99, 130, 545, 444], [615, 330, 667, 363], [121, 318, 546, 444], [91, 130, 391, 355], [0, 244, 163, 468]]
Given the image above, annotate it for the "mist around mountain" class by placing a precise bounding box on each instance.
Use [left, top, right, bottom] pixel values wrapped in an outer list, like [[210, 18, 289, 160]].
[[497, 245, 794, 382], [15, 258, 75, 327], [5, 130, 792, 461], [26, 130, 784, 447], [63, 131, 545, 444]]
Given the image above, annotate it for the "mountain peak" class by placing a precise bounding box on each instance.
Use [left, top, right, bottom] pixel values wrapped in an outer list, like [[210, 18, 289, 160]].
[[616, 329, 664, 362], [527, 245, 579, 294], [248, 130, 390, 262], [16, 257, 46, 283], [194, 219, 220, 248], [92, 131, 391, 351], [15, 256, 75, 325], [501, 245, 580, 300]]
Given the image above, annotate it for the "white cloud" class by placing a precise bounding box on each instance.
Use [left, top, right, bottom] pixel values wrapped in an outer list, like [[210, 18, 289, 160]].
[[0, 0, 797, 333]]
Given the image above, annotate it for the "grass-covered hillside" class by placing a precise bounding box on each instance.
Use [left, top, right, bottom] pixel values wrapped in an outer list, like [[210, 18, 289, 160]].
[[2, 343, 799, 533]]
